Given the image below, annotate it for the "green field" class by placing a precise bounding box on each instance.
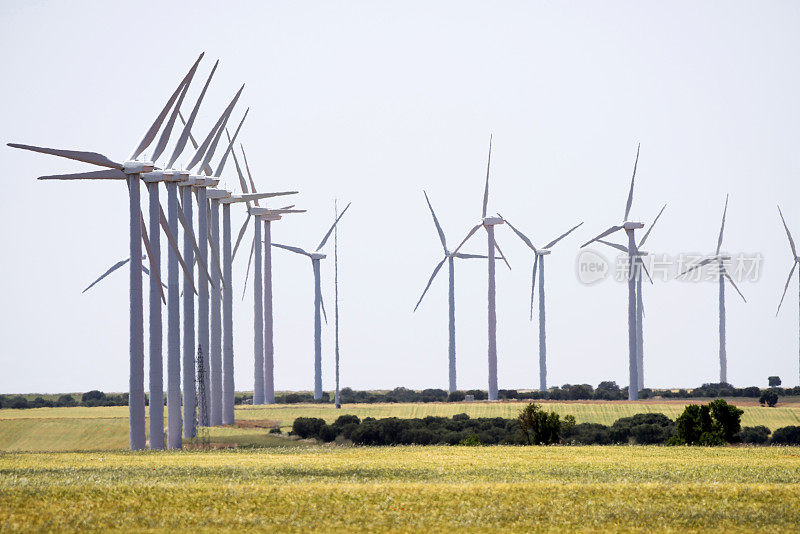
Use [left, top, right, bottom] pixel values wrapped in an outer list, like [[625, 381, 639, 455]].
[[1, 446, 799, 531], [2, 400, 799, 452]]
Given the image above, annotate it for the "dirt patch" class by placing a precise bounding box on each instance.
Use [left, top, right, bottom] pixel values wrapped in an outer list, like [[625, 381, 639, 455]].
[[232, 419, 280, 430]]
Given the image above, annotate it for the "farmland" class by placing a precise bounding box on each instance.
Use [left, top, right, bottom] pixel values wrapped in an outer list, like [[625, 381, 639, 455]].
[[2, 399, 800, 452], [1, 446, 800, 531]]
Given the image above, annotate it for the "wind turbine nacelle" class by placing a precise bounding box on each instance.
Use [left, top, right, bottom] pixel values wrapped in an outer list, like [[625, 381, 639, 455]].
[[310, 252, 326, 260], [482, 216, 504, 226], [186, 177, 219, 187], [123, 161, 154, 174], [623, 221, 645, 230], [163, 170, 191, 182], [537, 249, 552, 256], [206, 188, 231, 200]]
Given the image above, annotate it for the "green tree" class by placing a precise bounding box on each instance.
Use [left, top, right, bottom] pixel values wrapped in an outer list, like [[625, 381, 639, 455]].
[[760, 391, 778, 407], [768, 376, 781, 387], [517, 403, 562, 445]]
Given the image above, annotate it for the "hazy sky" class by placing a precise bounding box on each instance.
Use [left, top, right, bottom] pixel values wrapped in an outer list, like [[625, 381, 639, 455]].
[[1, 1, 799, 394]]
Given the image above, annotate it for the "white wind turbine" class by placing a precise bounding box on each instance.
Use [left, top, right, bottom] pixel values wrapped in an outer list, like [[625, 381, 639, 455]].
[[580, 145, 649, 400], [8, 54, 205, 450], [678, 194, 746, 384], [595, 204, 666, 389], [447, 137, 511, 401], [230, 143, 304, 405], [500, 217, 583, 392], [776, 206, 800, 385], [413, 191, 492, 394], [273, 204, 352, 400]]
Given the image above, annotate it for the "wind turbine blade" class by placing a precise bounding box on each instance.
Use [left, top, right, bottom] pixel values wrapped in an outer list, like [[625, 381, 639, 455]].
[[38, 169, 127, 180], [227, 131, 251, 203], [140, 215, 167, 305], [624, 143, 640, 221], [214, 109, 248, 177], [716, 194, 729, 255], [316, 202, 352, 251], [423, 191, 448, 254], [241, 145, 259, 202], [638, 204, 667, 248], [529, 254, 538, 321], [453, 253, 489, 259], [8, 143, 122, 169], [491, 236, 512, 270], [273, 243, 313, 257], [580, 225, 623, 248], [778, 205, 798, 258], [677, 257, 715, 278], [140, 264, 169, 290], [639, 257, 653, 285], [499, 215, 536, 252], [158, 204, 198, 293], [723, 268, 746, 303], [188, 84, 245, 172], [168, 60, 218, 168], [151, 55, 203, 162], [320, 292, 328, 325], [232, 213, 251, 261], [176, 111, 213, 175], [82, 258, 130, 293], [597, 239, 628, 254], [130, 53, 205, 160], [543, 222, 585, 250], [776, 262, 798, 315], [413, 257, 447, 312], [482, 134, 492, 218], [241, 235, 255, 301], [449, 223, 483, 256], [176, 203, 216, 288]]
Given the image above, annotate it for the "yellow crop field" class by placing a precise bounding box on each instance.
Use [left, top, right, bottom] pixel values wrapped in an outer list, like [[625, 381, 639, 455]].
[[1, 446, 799, 532]]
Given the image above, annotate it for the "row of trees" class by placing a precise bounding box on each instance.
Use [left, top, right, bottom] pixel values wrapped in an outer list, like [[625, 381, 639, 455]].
[[290, 401, 800, 446], [0, 391, 130, 409]]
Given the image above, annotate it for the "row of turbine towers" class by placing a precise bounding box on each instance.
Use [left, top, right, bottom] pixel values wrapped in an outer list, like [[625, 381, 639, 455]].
[[415, 141, 800, 401], [9, 53, 349, 450]]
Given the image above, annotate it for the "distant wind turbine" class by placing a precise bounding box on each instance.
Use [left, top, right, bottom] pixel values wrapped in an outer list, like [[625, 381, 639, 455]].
[[581, 144, 651, 400], [678, 194, 746, 384], [501, 216, 583, 392], [776, 206, 800, 385], [413, 191, 491, 393], [273, 203, 352, 400], [448, 136, 512, 401]]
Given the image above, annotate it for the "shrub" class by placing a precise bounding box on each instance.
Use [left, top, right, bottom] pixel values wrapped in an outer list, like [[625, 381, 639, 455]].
[[770, 426, 800, 445], [56, 394, 78, 407], [447, 391, 465, 402], [562, 423, 611, 445], [292, 417, 326, 439], [333, 414, 360, 427], [610, 413, 674, 444], [269, 427, 282, 434], [30, 396, 54, 408], [517, 403, 561, 445], [739, 426, 770, 444], [318, 424, 338, 442], [452, 413, 470, 421], [465, 389, 487, 401], [760, 391, 778, 407], [82, 390, 106, 403], [458, 434, 482, 446], [9, 396, 29, 409]]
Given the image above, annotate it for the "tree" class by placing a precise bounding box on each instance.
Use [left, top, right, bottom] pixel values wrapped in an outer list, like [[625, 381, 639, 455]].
[[709, 399, 743, 442], [759, 391, 779, 407], [768, 376, 781, 387], [739, 426, 770, 444], [671, 400, 742, 445], [81, 390, 106, 404], [517, 403, 562, 445]]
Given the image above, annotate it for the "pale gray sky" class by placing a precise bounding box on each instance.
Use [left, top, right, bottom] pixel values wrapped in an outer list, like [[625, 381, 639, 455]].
[[1, 0, 799, 394]]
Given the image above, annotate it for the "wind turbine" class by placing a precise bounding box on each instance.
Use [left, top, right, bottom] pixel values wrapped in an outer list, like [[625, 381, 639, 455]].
[[447, 136, 511, 401], [501, 217, 583, 392], [776, 206, 800, 386], [273, 204, 352, 400], [678, 194, 746, 384], [413, 191, 491, 394], [581, 145, 650, 400], [230, 142, 304, 405], [593, 204, 666, 389], [8, 54, 205, 450]]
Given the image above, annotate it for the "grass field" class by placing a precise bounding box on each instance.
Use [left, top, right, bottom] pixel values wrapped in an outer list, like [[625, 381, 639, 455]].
[[1, 446, 799, 531], [2, 399, 799, 452]]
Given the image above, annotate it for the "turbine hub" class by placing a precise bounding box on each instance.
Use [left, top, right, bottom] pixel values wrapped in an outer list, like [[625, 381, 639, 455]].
[[310, 252, 326, 260], [623, 221, 644, 230], [482, 216, 504, 226]]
